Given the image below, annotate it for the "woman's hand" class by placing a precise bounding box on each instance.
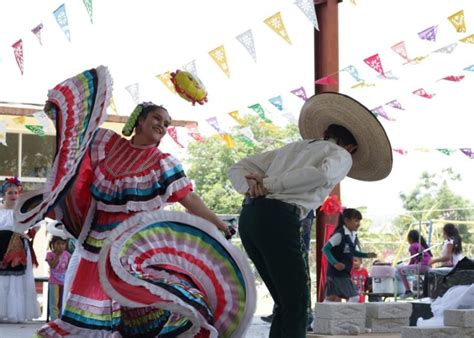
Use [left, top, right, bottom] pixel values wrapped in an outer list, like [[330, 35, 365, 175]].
[[334, 262, 345, 271], [367, 252, 377, 259]]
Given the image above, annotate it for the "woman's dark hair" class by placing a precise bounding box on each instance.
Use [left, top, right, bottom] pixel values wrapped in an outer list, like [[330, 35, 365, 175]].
[[332, 208, 362, 234], [443, 223, 463, 255], [323, 124, 358, 152], [136, 103, 168, 129], [407, 229, 432, 256], [49, 236, 66, 250]]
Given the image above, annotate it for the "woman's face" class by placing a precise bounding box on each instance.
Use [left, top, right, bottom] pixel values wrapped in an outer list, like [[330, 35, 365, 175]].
[[345, 217, 361, 231], [135, 108, 171, 145], [3, 185, 20, 208]]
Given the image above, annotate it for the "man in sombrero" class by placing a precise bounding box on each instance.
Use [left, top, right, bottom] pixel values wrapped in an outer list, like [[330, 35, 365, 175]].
[[228, 92, 392, 338]]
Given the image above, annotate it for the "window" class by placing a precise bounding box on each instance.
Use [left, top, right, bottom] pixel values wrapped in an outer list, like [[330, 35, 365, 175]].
[[0, 133, 19, 176], [21, 134, 55, 178]]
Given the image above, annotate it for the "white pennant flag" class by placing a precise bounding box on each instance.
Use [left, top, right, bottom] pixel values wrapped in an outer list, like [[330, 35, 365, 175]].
[[0, 121, 7, 145], [240, 127, 256, 142], [294, 0, 319, 30], [33, 111, 53, 133], [236, 29, 257, 62], [183, 60, 198, 77], [125, 83, 140, 104]]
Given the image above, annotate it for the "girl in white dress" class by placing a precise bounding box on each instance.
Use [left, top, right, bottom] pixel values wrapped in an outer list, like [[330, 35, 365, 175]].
[[430, 223, 464, 267], [0, 177, 40, 322]]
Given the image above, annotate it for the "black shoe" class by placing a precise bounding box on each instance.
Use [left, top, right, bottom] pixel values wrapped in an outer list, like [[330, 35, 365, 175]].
[[307, 325, 313, 332], [400, 290, 414, 299], [260, 313, 275, 323]]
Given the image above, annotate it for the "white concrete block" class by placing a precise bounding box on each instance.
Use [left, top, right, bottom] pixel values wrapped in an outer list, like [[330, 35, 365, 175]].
[[444, 309, 474, 328], [314, 302, 366, 320], [366, 317, 409, 333], [460, 327, 474, 338], [366, 302, 413, 319], [401, 326, 461, 338], [314, 318, 366, 335]]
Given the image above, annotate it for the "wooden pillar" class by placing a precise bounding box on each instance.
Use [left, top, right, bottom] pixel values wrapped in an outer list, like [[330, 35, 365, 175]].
[[313, 0, 341, 302]]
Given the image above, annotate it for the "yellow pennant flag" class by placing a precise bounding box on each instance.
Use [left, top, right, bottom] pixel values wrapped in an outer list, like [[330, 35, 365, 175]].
[[221, 134, 235, 148], [13, 116, 26, 124], [460, 34, 474, 44], [259, 121, 277, 130], [109, 97, 118, 114], [209, 45, 230, 77], [156, 72, 176, 93], [351, 81, 376, 89], [448, 10, 466, 33], [228, 111, 245, 125], [264, 12, 291, 45]]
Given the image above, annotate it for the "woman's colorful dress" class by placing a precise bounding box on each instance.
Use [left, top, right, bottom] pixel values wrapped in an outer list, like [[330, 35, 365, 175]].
[[15, 66, 255, 337]]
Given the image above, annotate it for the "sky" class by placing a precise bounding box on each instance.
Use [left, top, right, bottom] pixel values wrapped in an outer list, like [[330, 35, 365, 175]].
[[0, 0, 473, 222]]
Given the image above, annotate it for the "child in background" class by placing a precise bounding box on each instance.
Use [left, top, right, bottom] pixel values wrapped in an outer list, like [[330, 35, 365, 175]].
[[322, 208, 376, 302], [46, 236, 71, 321], [430, 223, 464, 267], [351, 257, 369, 303], [397, 230, 432, 298]]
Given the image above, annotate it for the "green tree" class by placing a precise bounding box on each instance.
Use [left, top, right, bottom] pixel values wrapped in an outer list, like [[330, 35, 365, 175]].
[[184, 115, 299, 214]]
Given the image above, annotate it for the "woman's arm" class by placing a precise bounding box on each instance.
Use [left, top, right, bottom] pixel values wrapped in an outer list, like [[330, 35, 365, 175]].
[[430, 243, 453, 265], [179, 192, 231, 237]]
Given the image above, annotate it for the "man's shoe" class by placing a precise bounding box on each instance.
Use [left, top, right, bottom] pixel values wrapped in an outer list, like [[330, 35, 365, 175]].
[[260, 313, 275, 323]]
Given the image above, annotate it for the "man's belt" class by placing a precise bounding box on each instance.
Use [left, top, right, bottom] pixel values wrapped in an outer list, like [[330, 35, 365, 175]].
[[242, 196, 300, 217]]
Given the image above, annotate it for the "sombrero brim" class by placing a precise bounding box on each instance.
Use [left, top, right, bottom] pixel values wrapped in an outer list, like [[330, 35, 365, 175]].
[[298, 92, 392, 181]]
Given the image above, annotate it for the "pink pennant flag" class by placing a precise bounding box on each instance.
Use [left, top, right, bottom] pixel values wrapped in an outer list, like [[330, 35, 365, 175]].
[[441, 75, 465, 82], [385, 99, 404, 110], [371, 106, 395, 121], [418, 25, 438, 41], [391, 41, 409, 60], [167, 127, 184, 148], [188, 132, 204, 142], [31, 24, 44, 45], [290, 87, 308, 101], [412, 88, 435, 99], [363, 53, 385, 77], [460, 148, 473, 159], [315, 75, 337, 85], [393, 148, 408, 155], [12, 39, 24, 75]]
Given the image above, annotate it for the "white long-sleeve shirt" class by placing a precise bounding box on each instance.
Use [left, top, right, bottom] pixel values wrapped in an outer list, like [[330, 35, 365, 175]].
[[227, 139, 352, 219]]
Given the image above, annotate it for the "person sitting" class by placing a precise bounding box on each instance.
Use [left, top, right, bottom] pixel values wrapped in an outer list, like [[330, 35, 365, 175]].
[[430, 223, 464, 267]]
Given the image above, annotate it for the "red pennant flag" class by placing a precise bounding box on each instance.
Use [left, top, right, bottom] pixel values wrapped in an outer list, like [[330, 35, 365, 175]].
[[363, 53, 385, 76], [391, 41, 409, 60], [393, 148, 408, 155], [315, 75, 337, 85], [12, 39, 24, 75], [441, 75, 465, 82], [412, 88, 435, 99], [188, 132, 204, 142], [167, 127, 184, 148]]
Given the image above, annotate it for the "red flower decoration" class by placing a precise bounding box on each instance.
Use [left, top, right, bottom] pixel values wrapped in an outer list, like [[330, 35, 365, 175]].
[[320, 195, 343, 216]]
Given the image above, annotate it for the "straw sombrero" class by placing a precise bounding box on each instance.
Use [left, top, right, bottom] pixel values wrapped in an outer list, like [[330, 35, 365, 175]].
[[298, 92, 392, 181]]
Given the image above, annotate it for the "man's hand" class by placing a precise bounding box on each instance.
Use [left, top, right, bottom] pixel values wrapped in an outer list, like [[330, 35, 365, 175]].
[[367, 252, 377, 259], [245, 173, 268, 197], [334, 262, 345, 271]]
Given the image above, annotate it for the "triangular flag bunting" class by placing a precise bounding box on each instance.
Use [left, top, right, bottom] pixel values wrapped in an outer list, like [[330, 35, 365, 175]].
[[12, 40, 24, 75], [82, 0, 93, 24], [264, 12, 291, 44], [290, 87, 308, 101], [109, 97, 118, 114], [412, 88, 435, 99], [391, 41, 409, 60], [448, 10, 466, 33], [206, 117, 225, 134], [188, 132, 204, 142], [236, 30, 257, 62], [33, 111, 53, 133], [385, 99, 404, 110], [464, 65, 474, 72], [460, 148, 473, 159], [459, 34, 474, 44], [404, 55, 428, 65], [240, 127, 256, 143], [31, 24, 44, 45], [393, 148, 408, 155], [125, 83, 140, 104], [167, 127, 184, 148], [209, 45, 230, 77], [441, 75, 465, 82], [25, 125, 45, 137], [13, 116, 26, 125], [315, 75, 337, 85], [183, 60, 198, 77], [53, 4, 71, 42], [371, 106, 395, 121], [235, 135, 255, 148], [351, 81, 375, 89], [222, 134, 236, 149], [228, 111, 245, 125], [248, 103, 272, 123], [378, 70, 399, 80], [342, 65, 363, 82], [363, 53, 385, 76], [294, 0, 319, 30], [418, 25, 438, 41], [0, 122, 7, 145], [437, 148, 452, 156], [269, 96, 284, 111], [156, 72, 176, 94], [433, 43, 458, 54]]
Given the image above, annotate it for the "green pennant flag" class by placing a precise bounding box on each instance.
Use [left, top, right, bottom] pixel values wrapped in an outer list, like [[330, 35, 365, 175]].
[[25, 124, 45, 137], [248, 103, 272, 123], [235, 135, 255, 148], [83, 0, 93, 23], [436, 148, 451, 155]]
